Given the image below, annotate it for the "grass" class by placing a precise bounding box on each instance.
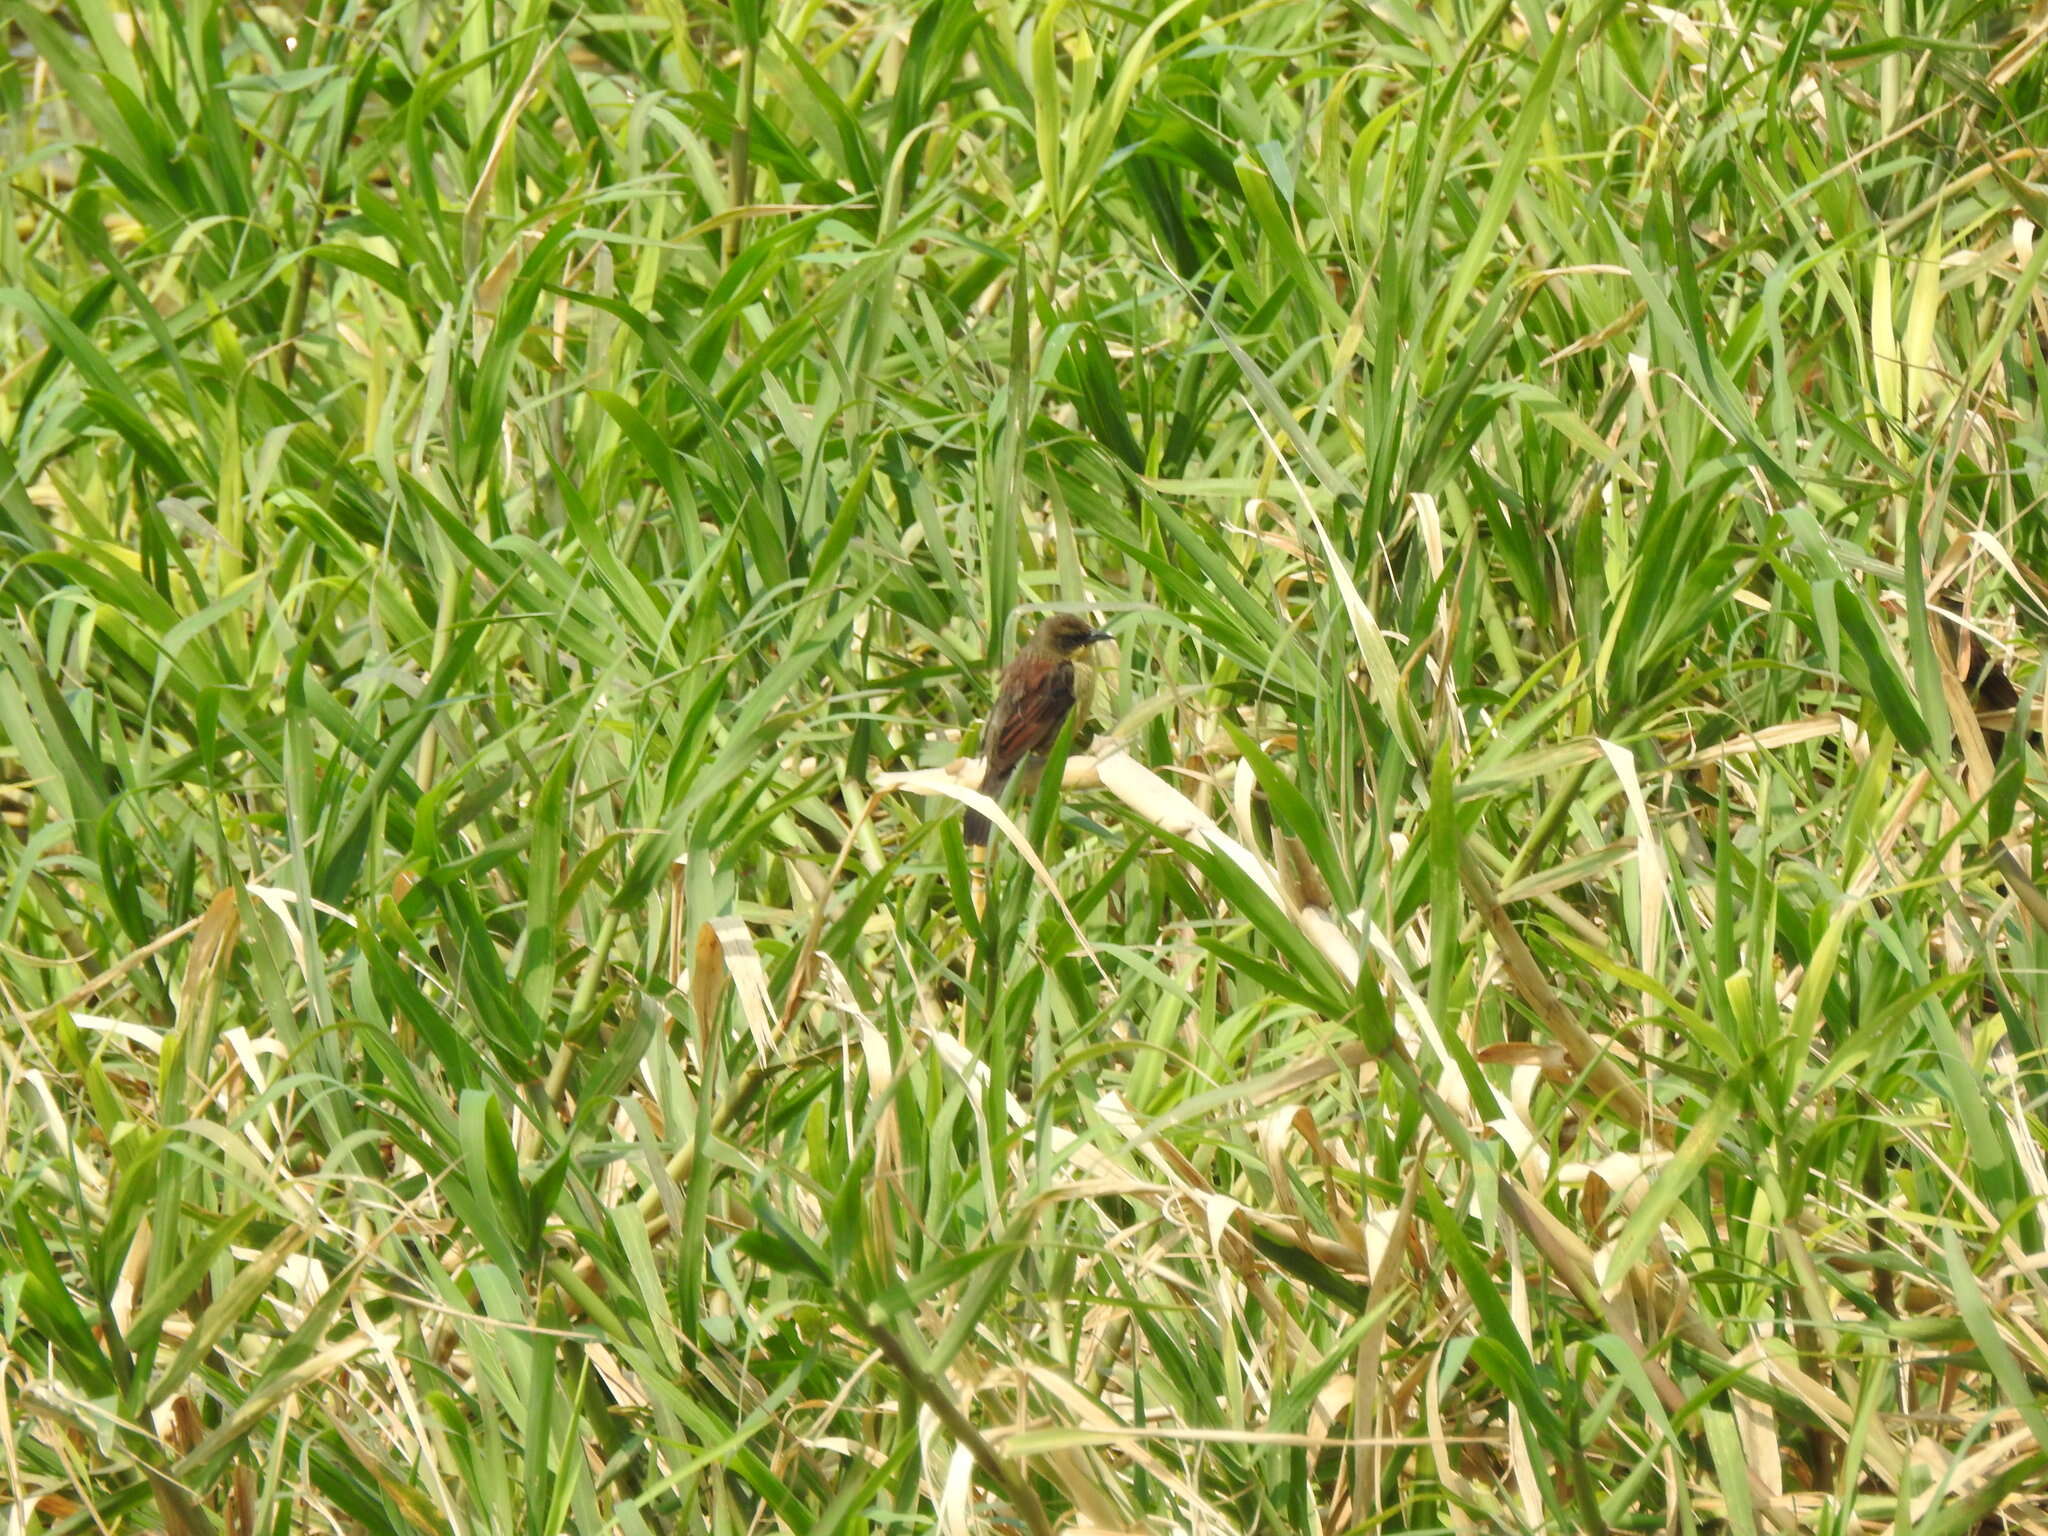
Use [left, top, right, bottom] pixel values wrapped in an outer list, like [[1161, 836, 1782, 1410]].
[[4, 0, 2048, 1530]]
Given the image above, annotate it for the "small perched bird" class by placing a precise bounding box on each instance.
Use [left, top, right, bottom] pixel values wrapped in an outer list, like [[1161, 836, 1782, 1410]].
[[964, 613, 1114, 845]]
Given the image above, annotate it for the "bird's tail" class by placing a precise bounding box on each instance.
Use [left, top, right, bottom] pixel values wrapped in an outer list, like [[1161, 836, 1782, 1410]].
[[963, 769, 1009, 845]]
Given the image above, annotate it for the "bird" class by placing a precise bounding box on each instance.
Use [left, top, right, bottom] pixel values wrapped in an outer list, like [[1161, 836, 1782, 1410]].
[[963, 613, 1114, 845]]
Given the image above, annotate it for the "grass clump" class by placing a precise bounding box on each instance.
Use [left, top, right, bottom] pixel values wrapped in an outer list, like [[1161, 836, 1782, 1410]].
[[4, 0, 2048, 1531]]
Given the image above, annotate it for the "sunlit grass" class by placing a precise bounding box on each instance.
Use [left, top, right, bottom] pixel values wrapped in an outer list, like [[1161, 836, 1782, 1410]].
[[4, 0, 2048, 1532]]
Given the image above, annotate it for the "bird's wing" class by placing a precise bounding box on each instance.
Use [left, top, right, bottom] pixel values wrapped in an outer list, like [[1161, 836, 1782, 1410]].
[[984, 656, 1076, 780]]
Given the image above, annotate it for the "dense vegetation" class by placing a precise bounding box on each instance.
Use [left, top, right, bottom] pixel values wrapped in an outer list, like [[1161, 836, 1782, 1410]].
[[5, 0, 2048, 1530]]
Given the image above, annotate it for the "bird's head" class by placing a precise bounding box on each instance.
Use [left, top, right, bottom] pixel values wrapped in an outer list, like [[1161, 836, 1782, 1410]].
[[1031, 613, 1114, 656]]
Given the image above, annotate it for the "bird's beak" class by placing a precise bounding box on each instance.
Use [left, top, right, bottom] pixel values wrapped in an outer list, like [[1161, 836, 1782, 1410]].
[[1084, 629, 1115, 646]]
